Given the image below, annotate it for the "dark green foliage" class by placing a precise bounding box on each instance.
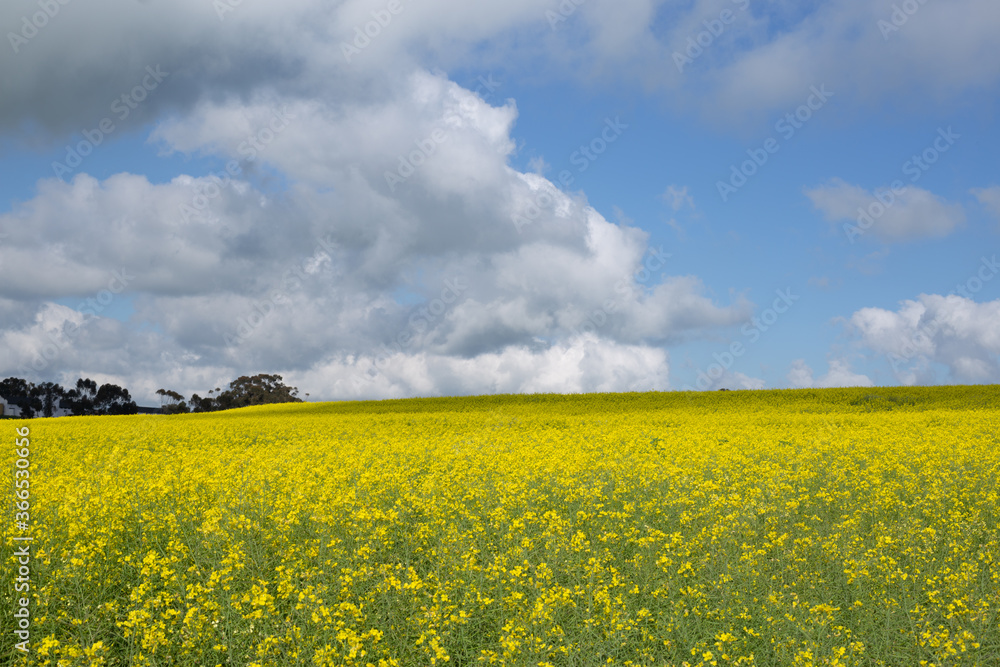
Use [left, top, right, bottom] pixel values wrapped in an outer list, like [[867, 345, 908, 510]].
[[0, 377, 42, 417], [160, 374, 303, 414], [65, 378, 138, 415]]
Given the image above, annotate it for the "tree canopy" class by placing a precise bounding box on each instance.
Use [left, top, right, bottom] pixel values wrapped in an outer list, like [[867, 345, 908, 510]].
[[159, 374, 303, 414], [1, 377, 137, 417], [2, 373, 304, 418]]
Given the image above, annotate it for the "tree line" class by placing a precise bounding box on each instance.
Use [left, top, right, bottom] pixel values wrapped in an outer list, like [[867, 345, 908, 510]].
[[0, 377, 137, 418], [0, 373, 303, 418], [157, 374, 304, 413]]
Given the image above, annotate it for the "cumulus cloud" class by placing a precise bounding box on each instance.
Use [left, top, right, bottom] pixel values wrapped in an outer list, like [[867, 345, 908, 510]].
[[848, 291, 1000, 384], [0, 302, 205, 398], [5, 0, 997, 405], [3, 0, 999, 141], [972, 186, 1000, 223], [0, 172, 296, 299], [806, 178, 965, 243], [0, 65, 751, 403], [787, 358, 874, 389], [708, 371, 765, 391], [289, 332, 670, 400], [678, 0, 1000, 123]]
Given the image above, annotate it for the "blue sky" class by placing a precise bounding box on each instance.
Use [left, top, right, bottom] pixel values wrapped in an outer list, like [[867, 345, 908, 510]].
[[1, 0, 999, 404]]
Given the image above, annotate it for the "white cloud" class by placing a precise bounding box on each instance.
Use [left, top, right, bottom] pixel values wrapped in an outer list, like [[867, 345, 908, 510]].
[[661, 184, 695, 212], [681, 0, 1000, 122], [787, 359, 815, 389], [291, 333, 670, 400], [4, 0, 999, 141], [972, 186, 1000, 222], [0, 172, 297, 299], [787, 358, 873, 388], [806, 178, 965, 243], [0, 66, 752, 403], [715, 371, 766, 391], [7, 0, 995, 406], [848, 293, 1000, 384]]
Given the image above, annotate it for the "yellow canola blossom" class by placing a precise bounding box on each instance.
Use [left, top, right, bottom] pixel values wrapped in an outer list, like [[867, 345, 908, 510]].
[[2, 385, 999, 666]]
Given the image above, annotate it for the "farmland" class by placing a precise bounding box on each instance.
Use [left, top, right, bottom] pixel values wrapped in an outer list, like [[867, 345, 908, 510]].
[[3, 386, 999, 666]]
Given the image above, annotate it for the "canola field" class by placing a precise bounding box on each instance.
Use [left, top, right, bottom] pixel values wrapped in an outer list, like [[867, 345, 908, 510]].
[[3, 386, 1000, 666]]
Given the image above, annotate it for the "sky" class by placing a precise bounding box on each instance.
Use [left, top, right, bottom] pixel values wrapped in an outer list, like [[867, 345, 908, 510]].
[[1, 0, 999, 406]]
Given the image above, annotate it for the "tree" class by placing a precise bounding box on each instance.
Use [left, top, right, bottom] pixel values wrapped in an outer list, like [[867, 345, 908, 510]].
[[64, 378, 97, 416], [0, 377, 31, 400], [94, 383, 138, 415], [188, 393, 218, 413], [32, 381, 67, 417], [156, 388, 190, 415], [218, 374, 303, 408], [181, 374, 304, 413], [64, 379, 137, 416], [0, 377, 41, 418]]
